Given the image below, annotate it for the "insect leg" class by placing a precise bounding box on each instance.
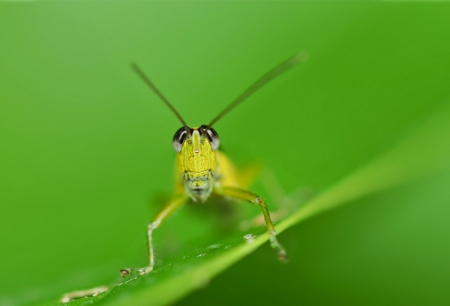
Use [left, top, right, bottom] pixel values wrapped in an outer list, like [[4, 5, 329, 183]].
[[215, 186, 288, 262], [139, 195, 187, 275]]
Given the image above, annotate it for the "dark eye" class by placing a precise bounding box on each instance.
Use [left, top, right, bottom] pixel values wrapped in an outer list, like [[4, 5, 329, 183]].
[[199, 125, 220, 150], [172, 126, 190, 153]]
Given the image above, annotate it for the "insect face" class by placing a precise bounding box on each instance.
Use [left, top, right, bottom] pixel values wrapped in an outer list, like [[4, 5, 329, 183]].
[[173, 125, 219, 202]]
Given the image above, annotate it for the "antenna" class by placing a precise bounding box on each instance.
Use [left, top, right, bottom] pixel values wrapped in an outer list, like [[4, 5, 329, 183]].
[[209, 52, 306, 126], [131, 63, 187, 126]]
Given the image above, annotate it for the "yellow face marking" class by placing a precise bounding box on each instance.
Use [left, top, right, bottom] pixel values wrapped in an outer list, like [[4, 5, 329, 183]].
[[176, 128, 218, 201], [176, 129, 217, 175]]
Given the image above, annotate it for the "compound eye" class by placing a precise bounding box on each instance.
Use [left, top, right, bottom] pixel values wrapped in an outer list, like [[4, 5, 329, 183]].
[[199, 125, 220, 150], [172, 126, 190, 153]]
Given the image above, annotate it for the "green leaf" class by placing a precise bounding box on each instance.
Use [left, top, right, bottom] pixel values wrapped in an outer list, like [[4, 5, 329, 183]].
[[2, 3, 450, 306], [46, 108, 450, 306]]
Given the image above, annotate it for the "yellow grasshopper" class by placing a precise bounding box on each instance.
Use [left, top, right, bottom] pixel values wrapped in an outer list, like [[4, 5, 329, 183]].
[[132, 53, 304, 275]]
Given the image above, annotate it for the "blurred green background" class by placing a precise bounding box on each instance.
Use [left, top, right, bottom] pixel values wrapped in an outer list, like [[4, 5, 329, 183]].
[[1, 2, 450, 305]]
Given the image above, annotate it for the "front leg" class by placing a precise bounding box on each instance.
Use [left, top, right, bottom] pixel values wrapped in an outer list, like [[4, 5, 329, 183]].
[[215, 186, 288, 262], [139, 195, 187, 275]]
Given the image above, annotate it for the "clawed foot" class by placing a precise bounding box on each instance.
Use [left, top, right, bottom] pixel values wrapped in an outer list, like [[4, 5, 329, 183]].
[[119, 266, 153, 277], [61, 286, 108, 303], [138, 266, 153, 275], [276, 247, 289, 263], [270, 237, 289, 263]]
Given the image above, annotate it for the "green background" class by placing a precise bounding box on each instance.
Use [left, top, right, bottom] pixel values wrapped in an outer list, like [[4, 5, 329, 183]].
[[1, 2, 450, 305]]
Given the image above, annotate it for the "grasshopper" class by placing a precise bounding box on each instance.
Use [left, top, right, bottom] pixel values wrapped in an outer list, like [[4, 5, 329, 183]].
[[131, 53, 304, 274]]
